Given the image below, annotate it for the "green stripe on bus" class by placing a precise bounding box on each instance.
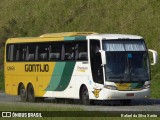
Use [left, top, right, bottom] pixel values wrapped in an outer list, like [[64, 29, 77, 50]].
[[55, 62, 76, 91], [46, 62, 66, 91]]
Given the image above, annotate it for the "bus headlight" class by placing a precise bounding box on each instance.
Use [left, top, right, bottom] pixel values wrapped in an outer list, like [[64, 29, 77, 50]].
[[104, 85, 117, 90], [143, 84, 150, 89]]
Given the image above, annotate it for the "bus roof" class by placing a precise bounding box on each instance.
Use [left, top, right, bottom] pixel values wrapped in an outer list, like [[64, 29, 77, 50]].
[[87, 34, 143, 40], [40, 32, 96, 38], [6, 32, 96, 44]]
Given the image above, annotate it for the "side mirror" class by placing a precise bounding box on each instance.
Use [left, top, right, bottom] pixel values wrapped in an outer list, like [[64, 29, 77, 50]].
[[99, 50, 106, 66], [148, 49, 158, 65]]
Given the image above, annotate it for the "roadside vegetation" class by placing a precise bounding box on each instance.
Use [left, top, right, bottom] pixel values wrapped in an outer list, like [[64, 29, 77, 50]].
[[0, 70, 4, 91], [0, 0, 160, 98]]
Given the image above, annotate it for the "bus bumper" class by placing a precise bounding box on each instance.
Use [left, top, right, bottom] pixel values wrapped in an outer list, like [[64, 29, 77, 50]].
[[101, 89, 150, 100]]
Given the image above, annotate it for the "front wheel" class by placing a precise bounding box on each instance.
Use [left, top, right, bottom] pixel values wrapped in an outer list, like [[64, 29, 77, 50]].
[[81, 86, 90, 105]]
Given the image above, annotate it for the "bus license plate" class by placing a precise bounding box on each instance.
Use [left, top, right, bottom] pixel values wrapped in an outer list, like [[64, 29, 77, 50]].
[[126, 93, 134, 96]]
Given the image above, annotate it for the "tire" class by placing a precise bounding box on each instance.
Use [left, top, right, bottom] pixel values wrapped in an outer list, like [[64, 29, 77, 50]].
[[19, 84, 27, 102], [81, 86, 90, 105], [27, 84, 36, 102]]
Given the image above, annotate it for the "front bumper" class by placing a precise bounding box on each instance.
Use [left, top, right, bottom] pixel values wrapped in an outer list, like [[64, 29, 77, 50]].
[[99, 88, 150, 100]]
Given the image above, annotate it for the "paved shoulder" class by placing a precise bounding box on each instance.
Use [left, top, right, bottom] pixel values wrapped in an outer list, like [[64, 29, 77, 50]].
[[0, 93, 20, 102]]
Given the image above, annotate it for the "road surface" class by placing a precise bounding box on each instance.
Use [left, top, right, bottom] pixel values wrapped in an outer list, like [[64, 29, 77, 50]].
[[0, 93, 160, 111]]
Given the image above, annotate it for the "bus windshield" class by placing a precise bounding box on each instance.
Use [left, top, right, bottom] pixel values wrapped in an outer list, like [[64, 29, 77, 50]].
[[102, 40, 150, 82], [105, 52, 150, 82]]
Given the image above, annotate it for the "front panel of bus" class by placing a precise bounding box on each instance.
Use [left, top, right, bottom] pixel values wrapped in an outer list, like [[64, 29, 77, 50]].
[[103, 39, 150, 99], [90, 39, 151, 100]]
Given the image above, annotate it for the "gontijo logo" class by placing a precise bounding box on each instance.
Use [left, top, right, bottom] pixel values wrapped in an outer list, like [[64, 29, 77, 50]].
[[77, 66, 88, 72], [25, 64, 49, 72]]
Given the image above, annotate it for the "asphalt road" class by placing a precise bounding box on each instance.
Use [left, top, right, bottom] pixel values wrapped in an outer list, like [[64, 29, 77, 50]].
[[0, 93, 160, 111]]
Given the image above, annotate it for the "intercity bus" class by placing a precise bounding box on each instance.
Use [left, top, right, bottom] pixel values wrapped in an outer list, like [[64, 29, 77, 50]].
[[4, 32, 158, 105]]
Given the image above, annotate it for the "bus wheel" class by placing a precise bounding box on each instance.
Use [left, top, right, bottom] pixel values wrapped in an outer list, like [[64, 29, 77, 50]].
[[81, 86, 90, 105], [19, 84, 27, 102], [27, 84, 36, 102]]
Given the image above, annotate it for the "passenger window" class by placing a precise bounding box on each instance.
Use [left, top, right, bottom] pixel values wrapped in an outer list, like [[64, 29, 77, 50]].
[[49, 42, 62, 61], [26, 44, 37, 61], [38, 44, 49, 61], [76, 41, 88, 61], [6, 45, 14, 61], [21, 45, 27, 61], [64, 42, 75, 60], [14, 44, 27, 61]]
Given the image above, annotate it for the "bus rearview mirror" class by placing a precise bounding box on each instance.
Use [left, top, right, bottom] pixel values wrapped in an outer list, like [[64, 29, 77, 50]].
[[99, 50, 106, 66], [148, 49, 158, 65]]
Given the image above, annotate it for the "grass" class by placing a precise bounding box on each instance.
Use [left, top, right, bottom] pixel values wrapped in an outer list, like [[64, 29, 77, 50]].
[[0, 0, 160, 98], [150, 65, 160, 98], [0, 70, 4, 91]]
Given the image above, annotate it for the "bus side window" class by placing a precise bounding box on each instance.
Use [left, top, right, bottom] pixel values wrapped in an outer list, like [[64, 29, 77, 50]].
[[38, 44, 49, 61], [26, 44, 37, 61], [22, 46, 27, 61], [75, 41, 88, 61], [13, 44, 27, 61], [13, 44, 21, 61], [64, 42, 75, 60], [6, 44, 14, 61], [49, 42, 62, 61]]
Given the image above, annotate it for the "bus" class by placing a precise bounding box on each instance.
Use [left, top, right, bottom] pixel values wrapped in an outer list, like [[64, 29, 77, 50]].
[[4, 32, 158, 105]]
